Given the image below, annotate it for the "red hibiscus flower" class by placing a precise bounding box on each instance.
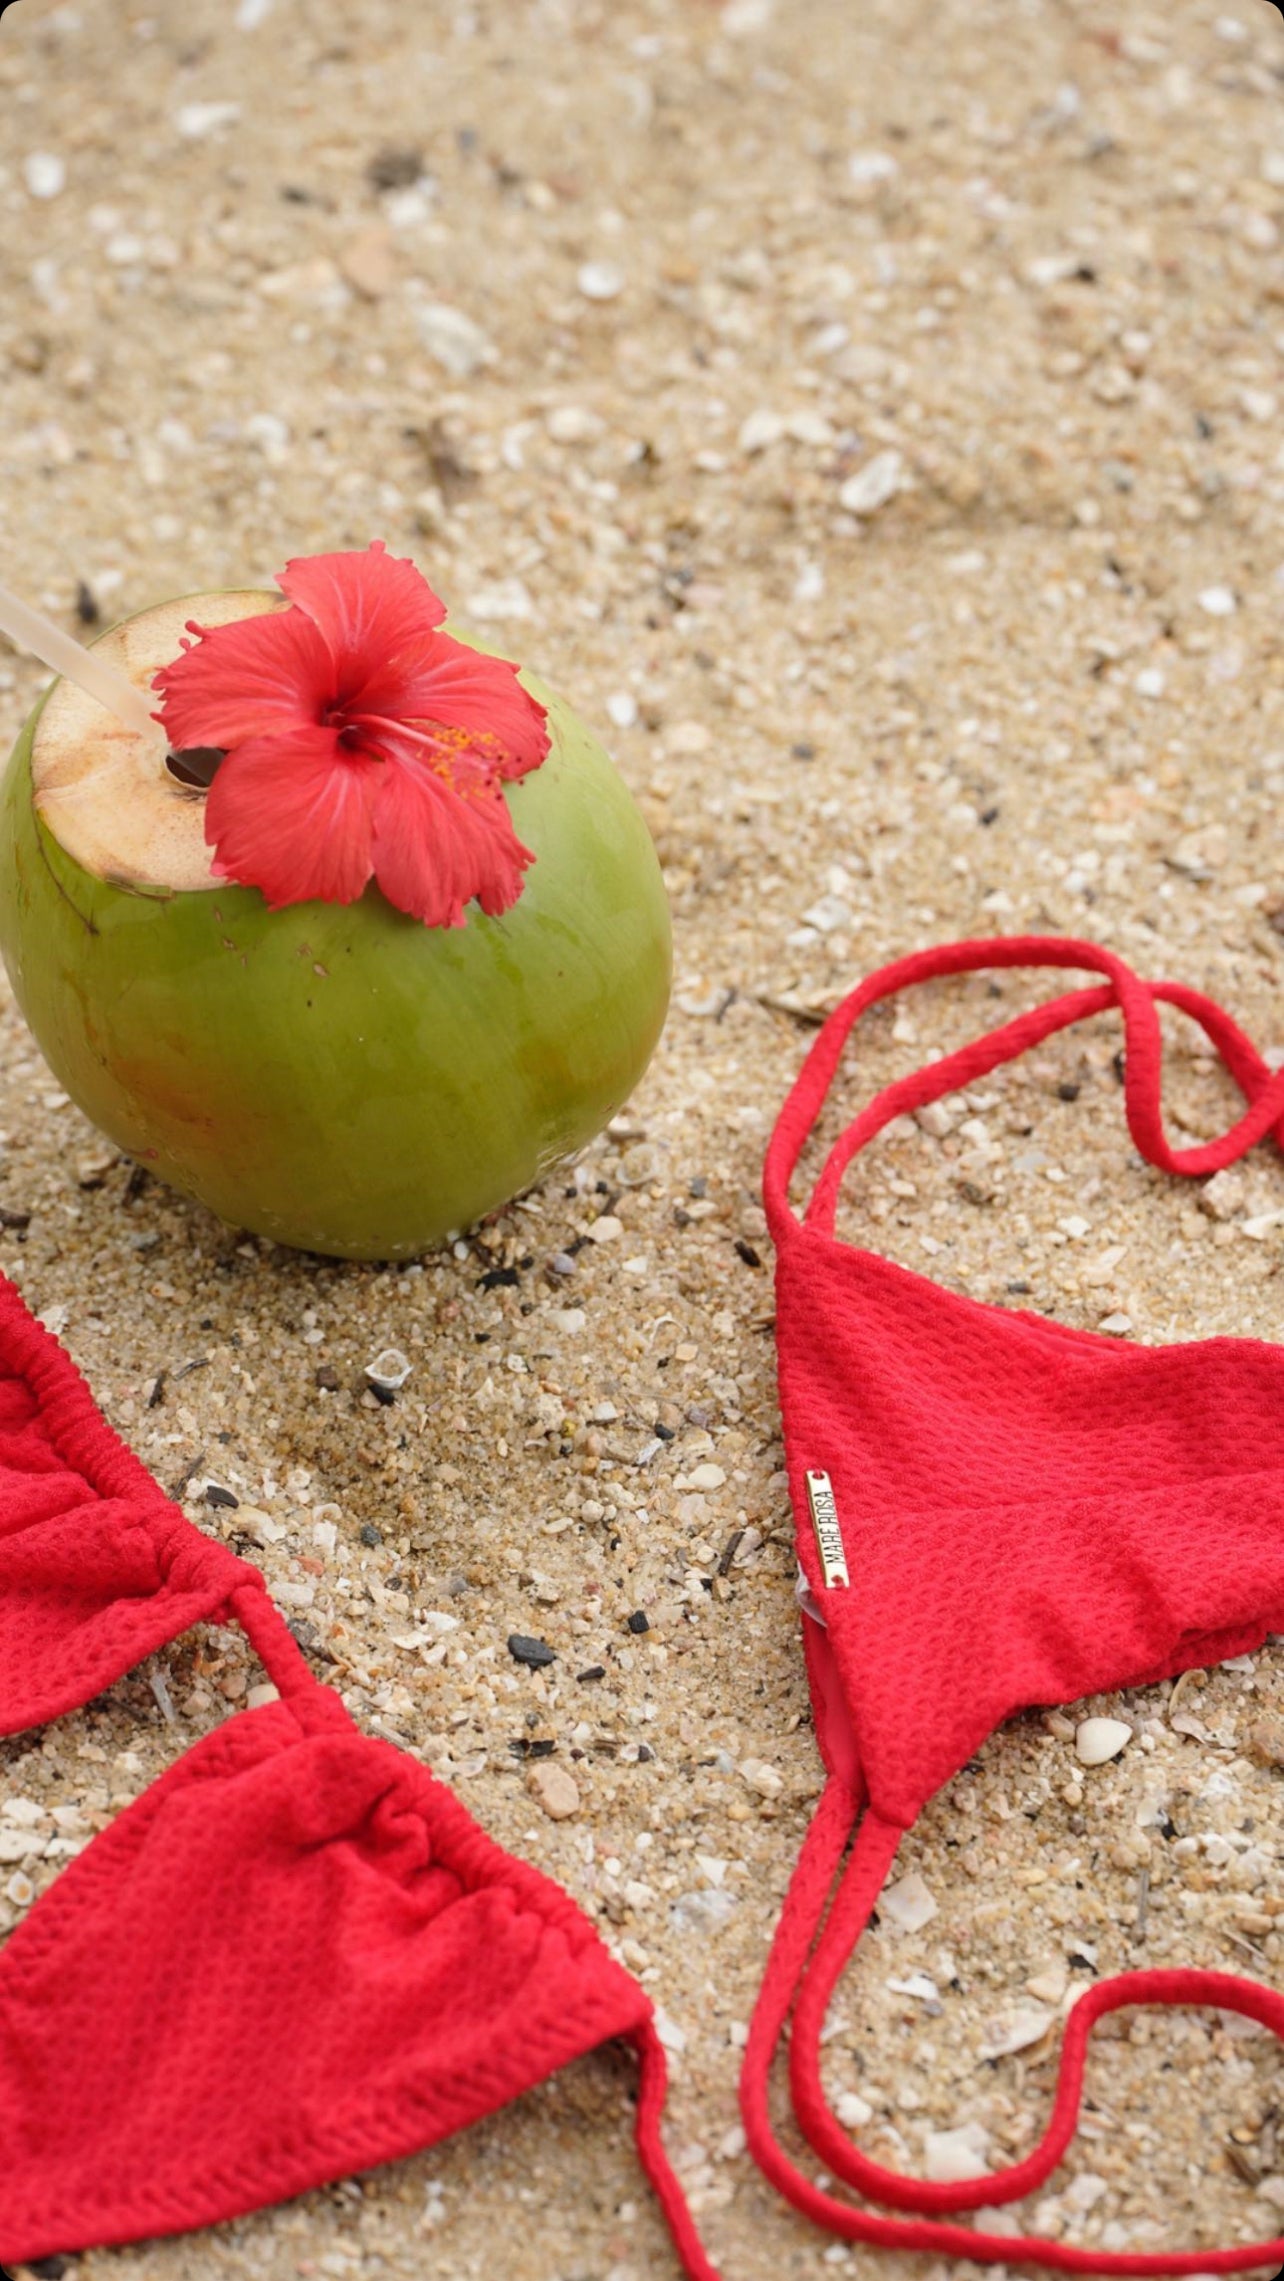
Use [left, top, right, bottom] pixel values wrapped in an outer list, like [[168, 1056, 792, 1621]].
[[152, 542, 550, 927]]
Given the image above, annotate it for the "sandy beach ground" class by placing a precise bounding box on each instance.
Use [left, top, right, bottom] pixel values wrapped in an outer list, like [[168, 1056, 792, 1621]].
[[2, 0, 1284, 2275]]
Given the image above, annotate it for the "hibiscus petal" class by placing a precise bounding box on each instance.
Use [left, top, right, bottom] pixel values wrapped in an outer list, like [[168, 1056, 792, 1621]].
[[357, 631, 549, 779], [153, 608, 333, 748], [204, 728, 378, 909], [369, 756, 534, 928], [277, 542, 446, 686]]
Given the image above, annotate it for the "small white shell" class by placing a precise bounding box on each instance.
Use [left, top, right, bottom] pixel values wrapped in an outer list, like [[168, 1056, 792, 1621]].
[[365, 1347, 412, 1392], [1075, 1716, 1133, 1767]]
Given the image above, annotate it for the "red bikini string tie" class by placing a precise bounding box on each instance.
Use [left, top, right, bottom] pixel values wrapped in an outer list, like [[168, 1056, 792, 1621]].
[[764, 933, 1284, 1242]]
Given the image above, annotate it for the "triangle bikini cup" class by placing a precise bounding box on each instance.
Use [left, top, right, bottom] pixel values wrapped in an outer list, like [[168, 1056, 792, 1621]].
[[0, 1233, 686, 2266], [0, 932, 1282, 2280]]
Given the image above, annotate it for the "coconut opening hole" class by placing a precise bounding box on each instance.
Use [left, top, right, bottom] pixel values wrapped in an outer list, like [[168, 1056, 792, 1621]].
[[165, 746, 226, 792]]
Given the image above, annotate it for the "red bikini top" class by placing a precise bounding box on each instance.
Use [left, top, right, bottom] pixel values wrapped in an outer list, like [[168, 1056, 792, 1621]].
[[3, 933, 1283, 2281], [0, 1268, 694, 2269]]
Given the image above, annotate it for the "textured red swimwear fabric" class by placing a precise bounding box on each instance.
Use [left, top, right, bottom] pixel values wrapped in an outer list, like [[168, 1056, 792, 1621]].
[[0, 1277, 681, 2270], [728, 937, 1284, 2276], [0, 1284, 262, 1738]]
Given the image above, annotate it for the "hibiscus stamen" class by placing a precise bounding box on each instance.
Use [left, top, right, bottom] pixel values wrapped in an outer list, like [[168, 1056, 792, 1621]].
[[345, 711, 509, 773]]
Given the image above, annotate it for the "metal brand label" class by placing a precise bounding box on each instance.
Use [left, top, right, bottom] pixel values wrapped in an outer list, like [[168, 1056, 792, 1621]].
[[805, 1469, 849, 1589]]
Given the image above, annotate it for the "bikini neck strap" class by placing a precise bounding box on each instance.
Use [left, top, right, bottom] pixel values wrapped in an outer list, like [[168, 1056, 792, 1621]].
[[763, 934, 1284, 1240]]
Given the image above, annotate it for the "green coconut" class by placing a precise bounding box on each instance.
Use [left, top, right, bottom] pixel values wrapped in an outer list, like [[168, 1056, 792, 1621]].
[[0, 591, 671, 1260]]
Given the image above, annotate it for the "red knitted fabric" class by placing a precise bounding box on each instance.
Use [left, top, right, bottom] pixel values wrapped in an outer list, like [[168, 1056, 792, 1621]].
[[0, 1681, 650, 2253], [729, 936, 1284, 2277], [0, 1280, 693, 2271], [0, 1278, 263, 1738]]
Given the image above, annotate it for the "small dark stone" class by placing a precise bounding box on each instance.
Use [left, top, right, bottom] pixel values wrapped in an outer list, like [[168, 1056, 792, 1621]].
[[1226, 2140, 1262, 2188], [314, 1364, 342, 1391], [287, 1618, 335, 1663], [735, 1238, 762, 1268], [509, 1736, 556, 1758], [689, 1175, 709, 1198], [626, 1609, 650, 1635], [204, 1484, 239, 1510], [507, 1633, 556, 1669], [979, 804, 1000, 826], [717, 1528, 744, 1577], [957, 1176, 995, 1208], [74, 578, 100, 626], [637, 1743, 654, 1762], [479, 1264, 520, 1289], [1005, 1280, 1032, 1296], [366, 144, 424, 191], [0, 1206, 31, 1231], [576, 1664, 606, 1683], [653, 1420, 675, 1440], [790, 740, 816, 760], [1056, 1081, 1081, 1103], [359, 1521, 383, 1547]]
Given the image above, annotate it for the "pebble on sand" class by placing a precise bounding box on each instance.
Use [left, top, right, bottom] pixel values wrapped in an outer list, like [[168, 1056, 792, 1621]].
[[738, 1757, 783, 1798], [924, 2124, 992, 2183], [577, 260, 625, 301], [878, 1870, 938, 1933], [24, 152, 66, 199], [836, 2090, 873, 2129], [978, 2005, 1054, 2060], [1247, 1715, 1284, 1769], [416, 302, 492, 377], [527, 1761, 580, 1820], [508, 1633, 557, 1669], [839, 449, 904, 516]]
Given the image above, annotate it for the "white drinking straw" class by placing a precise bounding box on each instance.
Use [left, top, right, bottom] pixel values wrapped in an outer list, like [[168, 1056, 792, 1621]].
[[0, 581, 158, 738]]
